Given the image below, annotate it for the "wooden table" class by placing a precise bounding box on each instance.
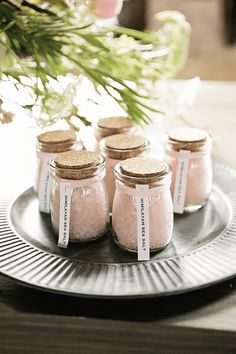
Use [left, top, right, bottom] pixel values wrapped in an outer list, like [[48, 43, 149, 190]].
[[1, 81, 236, 353]]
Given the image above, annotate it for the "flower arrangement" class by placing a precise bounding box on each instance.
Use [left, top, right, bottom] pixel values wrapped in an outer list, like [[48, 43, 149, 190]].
[[0, 0, 191, 128]]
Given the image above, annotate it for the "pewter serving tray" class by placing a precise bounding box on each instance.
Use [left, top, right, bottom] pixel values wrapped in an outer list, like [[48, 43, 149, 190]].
[[0, 164, 236, 298]]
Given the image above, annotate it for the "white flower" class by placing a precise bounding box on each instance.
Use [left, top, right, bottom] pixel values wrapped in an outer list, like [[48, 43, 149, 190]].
[[34, 80, 79, 126]]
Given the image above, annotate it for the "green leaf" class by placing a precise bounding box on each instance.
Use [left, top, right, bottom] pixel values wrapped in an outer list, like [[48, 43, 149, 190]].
[[113, 26, 159, 43]]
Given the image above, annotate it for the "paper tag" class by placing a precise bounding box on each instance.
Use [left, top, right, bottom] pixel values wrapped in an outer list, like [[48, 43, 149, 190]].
[[173, 150, 190, 214], [39, 157, 53, 213], [135, 185, 150, 261], [58, 183, 73, 248]]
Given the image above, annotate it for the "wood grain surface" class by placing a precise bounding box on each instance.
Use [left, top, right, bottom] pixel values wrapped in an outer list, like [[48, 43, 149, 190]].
[[0, 274, 236, 353]]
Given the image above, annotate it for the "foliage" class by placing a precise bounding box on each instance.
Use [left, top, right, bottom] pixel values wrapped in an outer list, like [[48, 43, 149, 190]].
[[0, 1, 191, 127]]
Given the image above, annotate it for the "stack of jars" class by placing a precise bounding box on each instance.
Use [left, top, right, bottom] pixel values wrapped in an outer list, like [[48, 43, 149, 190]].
[[35, 119, 212, 260]]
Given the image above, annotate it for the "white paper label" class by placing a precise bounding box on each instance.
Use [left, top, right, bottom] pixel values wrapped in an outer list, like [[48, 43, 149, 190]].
[[39, 157, 52, 213], [58, 183, 73, 248], [136, 185, 150, 261], [173, 149, 190, 214]]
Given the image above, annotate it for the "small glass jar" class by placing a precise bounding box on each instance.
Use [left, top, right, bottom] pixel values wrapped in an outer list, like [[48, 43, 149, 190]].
[[112, 157, 173, 258], [95, 116, 135, 143], [50, 151, 109, 247], [35, 130, 83, 213], [165, 127, 212, 213], [100, 133, 150, 210]]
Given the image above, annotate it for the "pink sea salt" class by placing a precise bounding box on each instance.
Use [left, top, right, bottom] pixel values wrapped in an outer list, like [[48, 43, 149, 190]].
[[50, 150, 109, 243], [165, 127, 213, 212], [112, 157, 173, 252]]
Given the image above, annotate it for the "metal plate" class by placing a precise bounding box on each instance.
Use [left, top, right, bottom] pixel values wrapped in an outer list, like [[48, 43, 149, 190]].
[[0, 164, 236, 298]]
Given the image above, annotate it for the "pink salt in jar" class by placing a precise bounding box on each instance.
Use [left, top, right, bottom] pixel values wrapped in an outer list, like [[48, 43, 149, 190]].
[[95, 116, 135, 146], [35, 130, 83, 214], [50, 151, 109, 248], [112, 157, 173, 260], [100, 133, 150, 210], [165, 127, 212, 214]]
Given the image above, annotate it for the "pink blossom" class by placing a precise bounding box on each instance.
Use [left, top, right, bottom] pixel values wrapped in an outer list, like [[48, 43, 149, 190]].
[[95, 0, 123, 19]]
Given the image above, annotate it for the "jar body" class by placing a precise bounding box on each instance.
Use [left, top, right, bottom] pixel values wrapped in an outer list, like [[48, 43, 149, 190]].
[[167, 152, 212, 211], [35, 140, 83, 208], [50, 177, 109, 242], [35, 151, 55, 194], [105, 158, 119, 210], [102, 144, 150, 211], [112, 182, 173, 252]]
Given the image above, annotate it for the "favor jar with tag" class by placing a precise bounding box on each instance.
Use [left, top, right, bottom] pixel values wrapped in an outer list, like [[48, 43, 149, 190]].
[[112, 157, 173, 261], [50, 151, 109, 248], [100, 133, 150, 210], [95, 116, 135, 143], [165, 127, 212, 214], [35, 130, 83, 214]]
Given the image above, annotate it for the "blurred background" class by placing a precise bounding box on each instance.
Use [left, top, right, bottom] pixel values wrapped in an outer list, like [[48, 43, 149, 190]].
[[119, 0, 236, 80]]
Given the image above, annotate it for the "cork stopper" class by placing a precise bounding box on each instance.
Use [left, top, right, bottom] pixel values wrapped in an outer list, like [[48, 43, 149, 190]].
[[54, 151, 100, 169], [38, 130, 77, 144], [115, 157, 171, 187], [101, 133, 149, 160], [168, 128, 207, 143], [120, 157, 169, 178], [96, 117, 134, 140], [105, 134, 145, 150], [98, 117, 134, 130], [52, 151, 103, 180], [37, 130, 78, 153], [167, 127, 210, 152]]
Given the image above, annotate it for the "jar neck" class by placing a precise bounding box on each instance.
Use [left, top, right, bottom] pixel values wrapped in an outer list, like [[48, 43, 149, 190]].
[[51, 170, 105, 187], [116, 179, 171, 196]]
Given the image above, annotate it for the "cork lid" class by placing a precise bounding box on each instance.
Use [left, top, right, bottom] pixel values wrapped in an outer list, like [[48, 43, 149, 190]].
[[101, 133, 150, 160], [38, 130, 77, 144], [51, 151, 104, 180], [54, 151, 100, 169], [97, 117, 134, 130], [37, 130, 79, 153], [120, 157, 170, 178], [168, 128, 208, 143], [167, 127, 210, 153], [105, 134, 146, 150]]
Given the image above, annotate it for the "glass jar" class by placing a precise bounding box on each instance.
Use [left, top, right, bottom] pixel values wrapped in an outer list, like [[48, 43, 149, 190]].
[[50, 151, 109, 248], [100, 133, 150, 210], [165, 127, 212, 214], [95, 116, 135, 144], [35, 130, 83, 213], [112, 157, 173, 260]]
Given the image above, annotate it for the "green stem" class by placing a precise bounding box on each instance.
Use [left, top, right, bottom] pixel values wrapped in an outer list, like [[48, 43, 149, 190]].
[[21, 1, 56, 16]]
